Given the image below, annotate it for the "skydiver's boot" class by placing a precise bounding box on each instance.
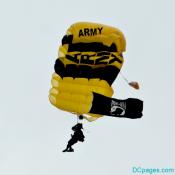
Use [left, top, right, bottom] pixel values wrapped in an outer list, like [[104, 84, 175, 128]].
[[67, 147, 74, 152], [62, 145, 70, 152], [62, 148, 68, 152], [62, 146, 74, 152]]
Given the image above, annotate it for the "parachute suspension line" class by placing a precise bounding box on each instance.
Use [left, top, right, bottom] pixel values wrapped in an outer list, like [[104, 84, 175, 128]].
[[120, 71, 129, 84], [120, 71, 140, 90], [76, 114, 84, 123], [76, 115, 79, 124], [69, 112, 82, 124]]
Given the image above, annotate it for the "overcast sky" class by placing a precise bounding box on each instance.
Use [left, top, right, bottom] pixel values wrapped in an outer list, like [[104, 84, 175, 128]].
[[0, 0, 175, 175]]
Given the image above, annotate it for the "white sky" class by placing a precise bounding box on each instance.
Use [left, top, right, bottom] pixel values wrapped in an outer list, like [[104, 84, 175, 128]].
[[0, 0, 175, 174]]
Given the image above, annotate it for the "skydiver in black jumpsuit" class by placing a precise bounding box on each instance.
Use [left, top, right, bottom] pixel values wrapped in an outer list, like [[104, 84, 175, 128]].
[[63, 122, 85, 152]]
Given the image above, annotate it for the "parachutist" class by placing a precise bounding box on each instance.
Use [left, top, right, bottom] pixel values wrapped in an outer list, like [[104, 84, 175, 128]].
[[62, 123, 85, 152]]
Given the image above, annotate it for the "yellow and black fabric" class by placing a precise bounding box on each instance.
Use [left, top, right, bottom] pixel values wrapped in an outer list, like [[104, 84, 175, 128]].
[[49, 22, 143, 121]]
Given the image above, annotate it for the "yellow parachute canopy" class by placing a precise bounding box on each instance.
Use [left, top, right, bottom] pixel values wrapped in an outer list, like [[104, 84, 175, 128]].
[[49, 22, 127, 121]]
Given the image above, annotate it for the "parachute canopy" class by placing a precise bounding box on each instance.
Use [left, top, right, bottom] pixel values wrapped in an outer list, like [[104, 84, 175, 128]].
[[49, 22, 143, 121]]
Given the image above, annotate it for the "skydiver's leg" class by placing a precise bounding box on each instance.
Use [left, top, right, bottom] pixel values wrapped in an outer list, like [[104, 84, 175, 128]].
[[63, 138, 78, 152], [68, 138, 78, 147], [89, 92, 143, 119], [63, 138, 74, 152]]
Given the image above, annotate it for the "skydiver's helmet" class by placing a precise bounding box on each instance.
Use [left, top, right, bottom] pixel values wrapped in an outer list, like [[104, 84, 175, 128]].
[[72, 123, 83, 131], [79, 115, 84, 120]]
